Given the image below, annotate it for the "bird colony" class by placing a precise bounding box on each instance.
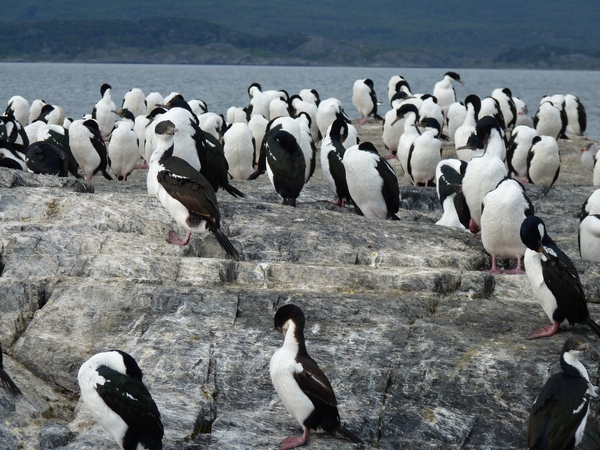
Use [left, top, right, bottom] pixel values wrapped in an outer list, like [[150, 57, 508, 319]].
[[1, 72, 600, 449]]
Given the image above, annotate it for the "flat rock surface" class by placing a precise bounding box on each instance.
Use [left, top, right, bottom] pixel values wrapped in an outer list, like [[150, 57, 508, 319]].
[[1, 120, 600, 449]]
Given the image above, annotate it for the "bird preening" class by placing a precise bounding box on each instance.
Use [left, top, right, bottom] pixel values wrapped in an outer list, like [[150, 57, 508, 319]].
[[270, 304, 362, 449]]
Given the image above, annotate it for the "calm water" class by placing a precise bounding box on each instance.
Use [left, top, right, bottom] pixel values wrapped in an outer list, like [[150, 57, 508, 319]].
[[1, 62, 599, 139]]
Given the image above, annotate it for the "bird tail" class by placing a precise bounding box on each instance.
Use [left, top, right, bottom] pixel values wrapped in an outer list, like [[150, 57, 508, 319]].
[[586, 317, 600, 337], [102, 170, 113, 181], [336, 425, 363, 444], [0, 369, 22, 395], [225, 183, 247, 198], [373, 113, 384, 121], [391, 214, 400, 221], [282, 197, 296, 207], [212, 229, 240, 260]]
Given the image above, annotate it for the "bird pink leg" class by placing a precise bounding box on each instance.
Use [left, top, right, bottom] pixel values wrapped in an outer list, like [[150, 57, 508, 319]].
[[329, 198, 344, 207], [506, 257, 525, 275], [469, 219, 480, 234], [384, 153, 399, 160], [487, 256, 503, 274], [167, 230, 191, 246], [135, 160, 149, 169], [526, 321, 561, 340], [86, 175, 92, 181], [280, 428, 310, 450], [358, 117, 367, 124]]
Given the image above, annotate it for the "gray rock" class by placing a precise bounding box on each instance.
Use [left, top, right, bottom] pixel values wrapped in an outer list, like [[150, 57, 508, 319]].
[[0, 130, 599, 450]]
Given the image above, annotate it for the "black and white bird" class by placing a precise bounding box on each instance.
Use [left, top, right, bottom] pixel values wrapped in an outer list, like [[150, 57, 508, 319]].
[[506, 125, 538, 183], [121, 87, 146, 118], [343, 142, 400, 219], [299, 88, 321, 107], [407, 117, 444, 187], [198, 112, 225, 142], [265, 129, 306, 207], [435, 159, 470, 229], [564, 94, 586, 136], [0, 141, 27, 171], [479, 96, 507, 131], [534, 100, 565, 141], [352, 78, 382, 124], [461, 116, 508, 233], [0, 342, 21, 395], [526, 136, 561, 187], [321, 119, 352, 207], [382, 91, 414, 159], [520, 215, 600, 339], [222, 122, 255, 180], [68, 119, 113, 181], [446, 101, 467, 145], [289, 95, 320, 143], [394, 103, 420, 172], [5, 95, 30, 126], [579, 214, 600, 263], [579, 189, 600, 262], [145, 92, 164, 116], [108, 109, 140, 181], [432, 71, 463, 119], [387, 75, 411, 104], [454, 94, 481, 159], [316, 98, 350, 141], [491, 88, 517, 130], [92, 83, 116, 141], [152, 120, 239, 259], [24, 142, 69, 177], [270, 304, 362, 450], [480, 177, 534, 274], [294, 112, 317, 183], [78, 350, 163, 450], [527, 335, 598, 450]]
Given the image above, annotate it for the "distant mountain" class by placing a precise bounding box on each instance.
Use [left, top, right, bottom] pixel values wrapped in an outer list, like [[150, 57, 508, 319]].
[[1, 1, 599, 68]]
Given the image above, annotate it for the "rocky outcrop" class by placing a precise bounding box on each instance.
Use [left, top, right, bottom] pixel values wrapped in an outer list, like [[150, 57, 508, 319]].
[[1, 125, 600, 449]]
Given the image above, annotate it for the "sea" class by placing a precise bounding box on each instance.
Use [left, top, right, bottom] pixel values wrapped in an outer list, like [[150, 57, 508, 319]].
[[1, 62, 599, 139]]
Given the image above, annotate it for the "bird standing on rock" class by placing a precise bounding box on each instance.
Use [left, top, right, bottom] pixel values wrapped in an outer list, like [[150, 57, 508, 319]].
[[520, 215, 600, 339], [265, 129, 306, 207], [270, 304, 363, 450], [527, 335, 597, 449], [152, 120, 239, 259], [352, 78, 383, 124]]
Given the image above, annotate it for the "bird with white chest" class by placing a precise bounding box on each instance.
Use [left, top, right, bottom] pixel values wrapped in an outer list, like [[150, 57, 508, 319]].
[[92, 83, 116, 141], [150, 120, 240, 258], [461, 116, 508, 233], [579, 189, 600, 262], [222, 122, 255, 180], [520, 215, 600, 339], [352, 78, 382, 124], [270, 304, 362, 450], [121, 88, 146, 118], [432, 71, 463, 120], [435, 159, 470, 229], [526, 135, 561, 187], [69, 118, 113, 181], [5, 95, 29, 127], [480, 177, 534, 274], [506, 125, 538, 183], [108, 108, 140, 181], [564, 94, 586, 136], [407, 117, 443, 187], [78, 350, 163, 450], [343, 141, 400, 219]]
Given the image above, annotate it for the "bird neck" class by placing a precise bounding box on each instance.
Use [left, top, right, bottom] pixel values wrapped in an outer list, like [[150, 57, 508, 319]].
[[282, 321, 308, 356], [561, 352, 589, 381]]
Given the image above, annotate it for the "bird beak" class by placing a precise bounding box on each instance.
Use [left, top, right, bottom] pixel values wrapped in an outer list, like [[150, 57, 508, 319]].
[[458, 80, 465, 86], [391, 117, 401, 126]]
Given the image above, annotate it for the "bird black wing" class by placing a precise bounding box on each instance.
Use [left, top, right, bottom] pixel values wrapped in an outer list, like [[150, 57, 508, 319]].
[[577, 100, 587, 134], [406, 143, 415, 184], [505, 129, 519, 176], [541, 244, 589, 325], [327, 143, 351, 203], [527, 374, 590, 449], [95, 365, 164, 444], [375, 156, 400, 218], [83, 119, 113, 180], [293, 354, 340, 431]]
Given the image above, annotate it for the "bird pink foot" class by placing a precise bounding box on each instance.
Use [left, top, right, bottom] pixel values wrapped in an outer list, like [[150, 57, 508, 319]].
[[358, 117, 368, 124], [167, 230, 191, 246], [384, 154, 399, 160], [526, 321, 560, 340], [469, 218, 480, 234], [279, 428, 309, 450], [487, 257, 503, 274], [135, 161, 149, 169], [506, 257, 524, 274]]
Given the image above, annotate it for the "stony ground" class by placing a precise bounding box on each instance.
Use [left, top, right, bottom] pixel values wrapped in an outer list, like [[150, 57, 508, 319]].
[[0, 119, 599, 450]]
